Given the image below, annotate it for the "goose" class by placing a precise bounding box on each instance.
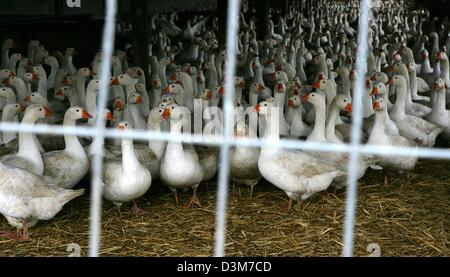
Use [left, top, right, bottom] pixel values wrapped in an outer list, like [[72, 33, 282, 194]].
[[287, 94, 311, 138], [273, 81, 290, 136], [169, 71, 195, 112], [0, 162, 84, 240], [0, 103, 24, 149], [135, 83, 150, 118], [159, 104, 205, 207], [102, 121, 152, 212], [230, 125, 261, 196], [8, 53, 22, 75], [63, 48, 77, 76], [325, 94, 352, 144], [32, 66, 48, 99], [150, 77, 162, 108], [369, 82, 399, 135], [42, 107, 91, 189], [0, 105, 52, 175], [255, 100, 345, 210], [43, 55, 60, 91], [3, 75, 28, 105], [1, 39, 17, 69], [424, 78, 450, 140], [388, 75, 443, 146], [74, 67, 96, 110], [406, 62, 430, 102], [17, 57, 32, 79], [55, 86, 80, 107], [368, 98, 417, 185]]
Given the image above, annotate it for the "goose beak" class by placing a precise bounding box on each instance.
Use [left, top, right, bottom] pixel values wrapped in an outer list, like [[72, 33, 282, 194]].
[[288, 100, 294, 107], [106, 112, 115, 121], [8, 72, 15, 77], [82, 111, 93, 119], [110, 77, 120, 85], [169, 73, 177, 81], [24, 95, 31, 102], [19, 105, 25, 112], [31, 73, 38, 81], [255, 104, 261, 113], [373, 101, 381, 110], [135, 95, 143, 104], [118, 124, 125, 130], [301, 94, 309, 102], [44, 106, 53, 117], [218, 87, 224, 96], [114, 101, 123, 111], [257, 84, 265, 92], [345, 103, 353, 113], [312, 82, 320, 89], [3, 79, 9, 86], [55, 90, 64, 96], [136, 69, 143, 77], [370, 87, 379, 96], [162, 108, 171, 119], [89, 69, 96, 76], [388, 78, 394, 85], [162, 86, 170, 94]]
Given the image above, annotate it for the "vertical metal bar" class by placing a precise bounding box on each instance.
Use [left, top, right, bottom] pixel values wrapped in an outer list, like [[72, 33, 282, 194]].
[[342, 0, 371, 257], [88, 0, 117, 257], [213, 0, 240, 257]]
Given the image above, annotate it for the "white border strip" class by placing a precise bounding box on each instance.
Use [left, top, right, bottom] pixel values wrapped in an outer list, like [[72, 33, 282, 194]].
[[342, 0, 371, 257], [213, 0, 240, 257]]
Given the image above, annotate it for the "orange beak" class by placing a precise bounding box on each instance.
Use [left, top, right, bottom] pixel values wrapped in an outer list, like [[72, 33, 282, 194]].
[[19, 105, 25, 112], [3, 79, 9, 86], [433, 83, 440, 91], [372, 101, 381, 110], [118, 124, 125, 130], [288, 100, 294, 107], [44, 106, 53, 117], [135, 95, 143, 104], [366, 79, 372, 88], [114, 100, 123, 110], [239, 80, 245, 88], [276, 83, 285, 91], [218, 87, 225, 96], [89, 69, 96, 76], [206, 91, 213, 99], [62, 78, 69, 85], [301, 94, 309, 102], [388, 78, 394, 85], [345, 103, 352, 113], [255, 104, 261, 113], [111, 77, 120, 85], [106, 112, 115, 121], [370, 74, 377, 81], [31, 73, 38, 81], [136, 69, 143, 77], [169, 73, 177, 81], [55, 90, 64, 96], [386, 65, 394, 72], [270, 73, 276, 80], [24, 95, 31, 102], [162, 86, 170, 94], [370, 87, 379, 96], [162, 108, 171, 119], [312, 82, 320, 89], [257, 84, 265, 92], [82, 111, 93, 119], [8, 72, 15, 77], [252, 62, 257, 69]]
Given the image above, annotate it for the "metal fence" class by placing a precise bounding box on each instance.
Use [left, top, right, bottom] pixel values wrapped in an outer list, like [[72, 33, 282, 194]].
[[0, 0, 447, 257]]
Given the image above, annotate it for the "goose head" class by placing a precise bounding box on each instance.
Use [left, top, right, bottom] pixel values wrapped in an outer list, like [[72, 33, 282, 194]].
[[55, 86, 74, 98], [234, 76, 245, 88], [113, 97, 124, 111], [64, 106, 92, 122], [117, 121, 131, 130], [187, 66, 198, 77], [254, 100, 274, 116], [161, 95, 175, 105], [274, 81, 286, 93], [24, 92, 47, 106], [249, 82, 265, 95], [435, 51, 447, 62], [388, 75, 406, 87], [4, 103, 25, 117], [152, 77, 162, 89], [200, 88, 213, 101], [135, 83, 146, 95], [196, 71, 205, 84], [2, 39, 17, 49], [0, 87, 16, 102], [111, 73, 136, 86], [77, 67, 96, 78], [312, 79, 334, 93], [370, 71, 388, 83], [370, 82, 387, 96], [65, 47, 78, 57], [162, 83, 183, 95], [288, 94, 301, 108], [432, 78, 447, 91], [128, 92, 143, 105], [372, 98, 386, 111], [0, 69, 14, 80], [332, 94, 352, 113], [301, 91, 325, 108], [24, 104, 53, 121]]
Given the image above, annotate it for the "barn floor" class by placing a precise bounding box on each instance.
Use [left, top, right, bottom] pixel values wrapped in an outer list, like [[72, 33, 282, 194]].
[[0, 159, 449, 257]]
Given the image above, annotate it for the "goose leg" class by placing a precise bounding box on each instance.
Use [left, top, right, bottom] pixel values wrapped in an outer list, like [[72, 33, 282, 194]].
[[384, 175, 389, 186], [278, 198, 292, 212], [185, 186, 201, 208], [250, 184, 255, 198], [295, 194, 303, 210], [171, 189, 179, 205], [131, 200, 144, 214], [22, 220, 29, 240]]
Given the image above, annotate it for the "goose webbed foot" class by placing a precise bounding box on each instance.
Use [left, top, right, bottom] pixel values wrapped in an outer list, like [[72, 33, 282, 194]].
[[0, 230, 23, 241], [184, 187, 201, 208]]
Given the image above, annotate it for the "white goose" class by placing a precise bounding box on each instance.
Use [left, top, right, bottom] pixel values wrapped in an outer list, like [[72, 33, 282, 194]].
[[389, 75, 443, 146], [42, 107, 91, 188], [102, 121, 151, 212], [0, 162, 84, 240], [0, 105, 52, 175], [256, 100, 345, 210], [160, 104, 205, 206]]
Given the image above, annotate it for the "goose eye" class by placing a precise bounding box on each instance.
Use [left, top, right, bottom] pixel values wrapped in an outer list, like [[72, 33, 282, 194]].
[[264, 103, 267, 106], [343, 100, 346, 102], [120, 76, 123, 79], [76, 109, 79, 112], [159, 110, 162, 112], [311, 94, 315, 96], [39, 108, 42, 111], [171, 106, 175, 109]]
